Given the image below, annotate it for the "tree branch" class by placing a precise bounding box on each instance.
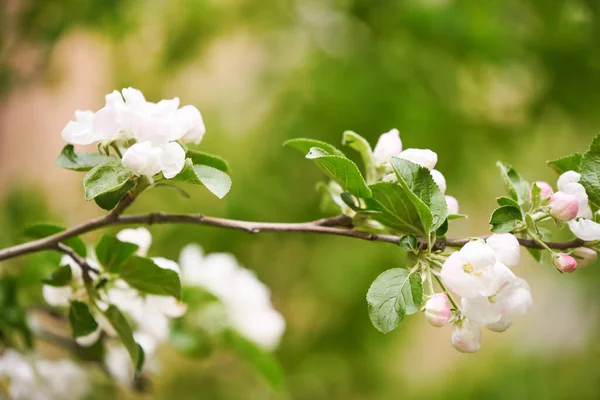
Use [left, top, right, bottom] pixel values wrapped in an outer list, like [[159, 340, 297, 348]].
[[0, 213, 588, 263]]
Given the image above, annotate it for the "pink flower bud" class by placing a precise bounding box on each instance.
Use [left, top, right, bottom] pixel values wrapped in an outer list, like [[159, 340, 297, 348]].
[[549, 192, 579, 221], [571, 247, 597, 267], [553, 253, 577, 273], [451, 319, 482, 353], [425, 293, 452, 327], [533, 181, 553, 201]]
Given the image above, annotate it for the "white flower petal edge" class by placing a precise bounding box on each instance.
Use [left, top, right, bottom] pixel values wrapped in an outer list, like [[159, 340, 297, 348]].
[[397, 148, 438, 170], [485, 233, 520, 268], [117, 227, 153, 256], [373, 128, 402, 166], [451, 319, 482, 353], [568, 218, 600, 241]]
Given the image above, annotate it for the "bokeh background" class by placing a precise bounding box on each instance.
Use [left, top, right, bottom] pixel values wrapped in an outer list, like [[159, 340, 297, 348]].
[[2, 0, 600, 399]]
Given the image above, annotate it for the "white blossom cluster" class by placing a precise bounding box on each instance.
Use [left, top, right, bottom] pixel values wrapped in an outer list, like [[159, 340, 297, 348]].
[[61, 88, 205, 179], [430, 234, 533, 353], [0, 350, 88, 400]]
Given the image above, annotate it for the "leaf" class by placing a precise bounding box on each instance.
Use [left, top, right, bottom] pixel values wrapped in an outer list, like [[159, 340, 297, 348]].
[[152, 183, 191, 199], [56, 145, 114, 171], [366, 268, 423, 334], [283, 138, 345, 157], [120, 256, 181, 299], [436, 219, 449, 237], [304, 148, 372, 198], [390, 158, 448, 233], [41, 264, 72, 287], [496, 196, 521, 209], [581, 134, 600, 209], [547, 153, 582, 175], [496, 162, 529, 205], [366, 182, 424, 235], [83, 160, 132, 201], [95, 235, 139, 273], [489, 206, 523, 233], [527, 248, 543, 263], [342, 130, 376, 183], [69, 301, 98, 338], [530, 182, 542, 210], [24, 224, 87, 257], [135, 344, 145, 377], [102, 305, 139, 366], [94, 180, 135, 210], [447, 214, 467, 220], [186, 149, 230, 173], [224, 329, 286, 391], [173, 159, 232, 199]]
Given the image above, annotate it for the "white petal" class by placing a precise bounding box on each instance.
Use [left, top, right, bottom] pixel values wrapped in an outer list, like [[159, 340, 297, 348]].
[[459, 239, 496, 271], [430, 169, 446, 194], [451, 319, 482, 353], [152, 256, 181, 275], [568, 218, 600, 240], [117, 227, 152, 256], [486, 233, 520, 268], [122, 87, 146, 107], [397, 148, 438, 170], [121, 142, 164, 178], [445, 195, 459, 214], [160, 142, 186, 178], [61, 120, 96, 145], [75, 326, 102, 347], [230, 308, 286, 350], [372, 128, 402, 165], [173, 105, 206, 144], [485, 316, 513, 332], [42, 286, 72, 307], [557, 170, 582, 192]]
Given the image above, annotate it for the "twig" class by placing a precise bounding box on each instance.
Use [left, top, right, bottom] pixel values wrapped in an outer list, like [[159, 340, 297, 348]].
[[55, 243, 99, 283]]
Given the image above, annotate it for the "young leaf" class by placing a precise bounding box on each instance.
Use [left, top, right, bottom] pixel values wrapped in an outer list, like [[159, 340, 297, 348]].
[[120, 256, 181, 299], [186, 149, 230, 173], [365, 182, 425, 235], [69, 301, 98, 338], [83, 160, 133, 201], [95, 235, 139, 273], [527, 248, 543, 263], [135, 344, 145, 377], [102, 305, 139, 366], [24, 224, 87, 257], [496, 162, 529, 205], [94, 180, 135, 211], [41, 264, 72, 287], [366, 268, 423, 334], [173, 159, 232, 199], [390, 158, 448, 233], [581, 133, 600, 209], [305, 148, 372, 198], [342, 130, 376, 183], [489, 205, 523, 233], [530, 182, 542, 210], [436, 219, 449, 237], [56, 145, 114, 171], [283, 138, 345, 157], [547, 153, 582, 175], [496, 196, 521, 209]]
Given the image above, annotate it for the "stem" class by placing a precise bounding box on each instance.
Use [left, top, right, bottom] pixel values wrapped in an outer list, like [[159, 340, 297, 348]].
[[526, 229, 555, 253], [110, 143, 123, 158], [432, 272, 460, 311]]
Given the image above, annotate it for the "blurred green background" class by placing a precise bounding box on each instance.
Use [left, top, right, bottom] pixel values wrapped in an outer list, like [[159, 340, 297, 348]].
[[2, 0, 600, 399]]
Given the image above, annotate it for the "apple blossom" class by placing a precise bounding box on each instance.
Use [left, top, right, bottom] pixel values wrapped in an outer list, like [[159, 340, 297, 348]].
[[572, 247, 597, 267], [567, 217, 600, 241], [424, 293, 452, 327], [117, 227, 153, 256], [486, 233, 520, 268], [553, 253, 577, 273], [445, 195, 459, 214], [548, 191, 579, 221], [397, 148, 438, 170], [485, 316, 513, 333], [121, 141, 164, 178], [430, 169, 446, 194], [533, 181, 553, 201], [451, 319, 482, 353], [373, 128, 402, 165], [61, 110, 97, 145]]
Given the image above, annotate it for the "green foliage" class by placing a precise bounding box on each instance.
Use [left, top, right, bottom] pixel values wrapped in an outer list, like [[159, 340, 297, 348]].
[[83, 160, 133, 201], [102, 305, 140, 367], [24, 223, 87, 257], [497, 196, 521, 209], [56, 145, 114, 171], [366, 182, 424, 235], [186, 150, 230, 173], [0, 276, 32, 348], [94, 180, 135, 210], [581, 134, 600, 209], [366, 267, 423, 334], [547, 153, 582, 175], [489, 205, 523, 233], [342, 130, 376, 183], [69, 301, 98, 339], [120, 256, 182, 298], [497, 162, 530, 205], [283, 138, 345, 157], [173, 159, 232, 199], [41, 264, 72, 286], [95, 235, 139, 273], [530, 182, 542, 210]]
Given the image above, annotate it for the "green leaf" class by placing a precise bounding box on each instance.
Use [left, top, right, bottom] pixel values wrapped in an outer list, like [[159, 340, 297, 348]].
[[120, 256, 181, 299], [102, 305, 139, 366], [24, 224, 87, 257], [186, 149, 230, 173], [496, 162, 529, 205], [489, 205, 523, 233], [581, 134, 600, 209], [366, 182, 424, 235], [69, 301, 98, 338], [224, 329, 286, 391], [173, 159, 232, 199], [366, 268, 423, 334], [283, 138, 345, 157], [527, 248, 543, 263], [390, 158, 448, 233], [135, 344, 145, 377], [56, 145, 114, 171], [547, 153, 582, 175], [447, 214, 468, 220], [530, 182, 542, 210], [496, 196, 521, 209], [83, 160, 132, 201], [436, 219, 449, 237], [41, 264, 72, 287], [95, 235, 139, 273], [94, 180, 135, 210], [152, 183, 191, 199], [342, 130, 376, 183], [305, 148, 372, 198]]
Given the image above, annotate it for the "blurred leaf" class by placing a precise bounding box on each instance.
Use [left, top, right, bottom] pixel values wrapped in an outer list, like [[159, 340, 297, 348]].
[[83, 160, 132, 201], [135, 344, 145, 377], [173, 159, 232, 199], [120, 256, 181, 298], [497, 196, 521, 209], [0, 276, 33, 348], [69, 301, 98, 338], [547, 153, 582, 175], [489, 206, 522, 233], [283, 138, 345, 157], [366, 182, 424, 235], [152, 183, 191, 199], [366, 267, 423, 334], [94, 180, 135, 210], [56, 145, 114, 171], [95, 235, 139, 273], [581, 133, 600, 209], [24, 223, 87, 257], [342, 130, 376, 182], [41, 264, 72, 287], [102, 305, 139, 367], [497, 162, 529, 205], [187, 150, 229, 173]]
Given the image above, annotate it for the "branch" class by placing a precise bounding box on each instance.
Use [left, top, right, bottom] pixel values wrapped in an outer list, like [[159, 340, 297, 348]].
[[0, 213, 588, 263]]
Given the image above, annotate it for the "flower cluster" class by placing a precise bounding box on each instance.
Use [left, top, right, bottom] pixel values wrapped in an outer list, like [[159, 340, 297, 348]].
[[61, 88, 205, 179], [434, 234, 532, 353]]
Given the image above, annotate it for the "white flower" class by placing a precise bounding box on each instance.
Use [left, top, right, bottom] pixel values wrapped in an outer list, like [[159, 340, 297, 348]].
[[485, 233, 520, 268], [440, 239, 498, 298], [572, 247, 597, 267], [549, 192, 579, 221], [424, 293, 452, 327], [451, 319, 482, 353], [61, 110, 98, 145], [117, 227, 152, 256], [179, 244, 286, 350], [172, 105, 206, 145], [568, 217, 600, 241], [397, 148, 438, 170], [485, 316, 513, 333], [160, 142, 186, 179], [122, 141, 164, 178], [42, 255, 84, 307], [430, 169, 446, 193], [372, 129, 402, 165], [75, 326, 102, 347], [445, 195, 459, 215]]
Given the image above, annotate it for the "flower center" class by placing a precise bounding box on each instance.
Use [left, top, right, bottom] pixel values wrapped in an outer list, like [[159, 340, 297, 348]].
[[462, 263, 482, 276]]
